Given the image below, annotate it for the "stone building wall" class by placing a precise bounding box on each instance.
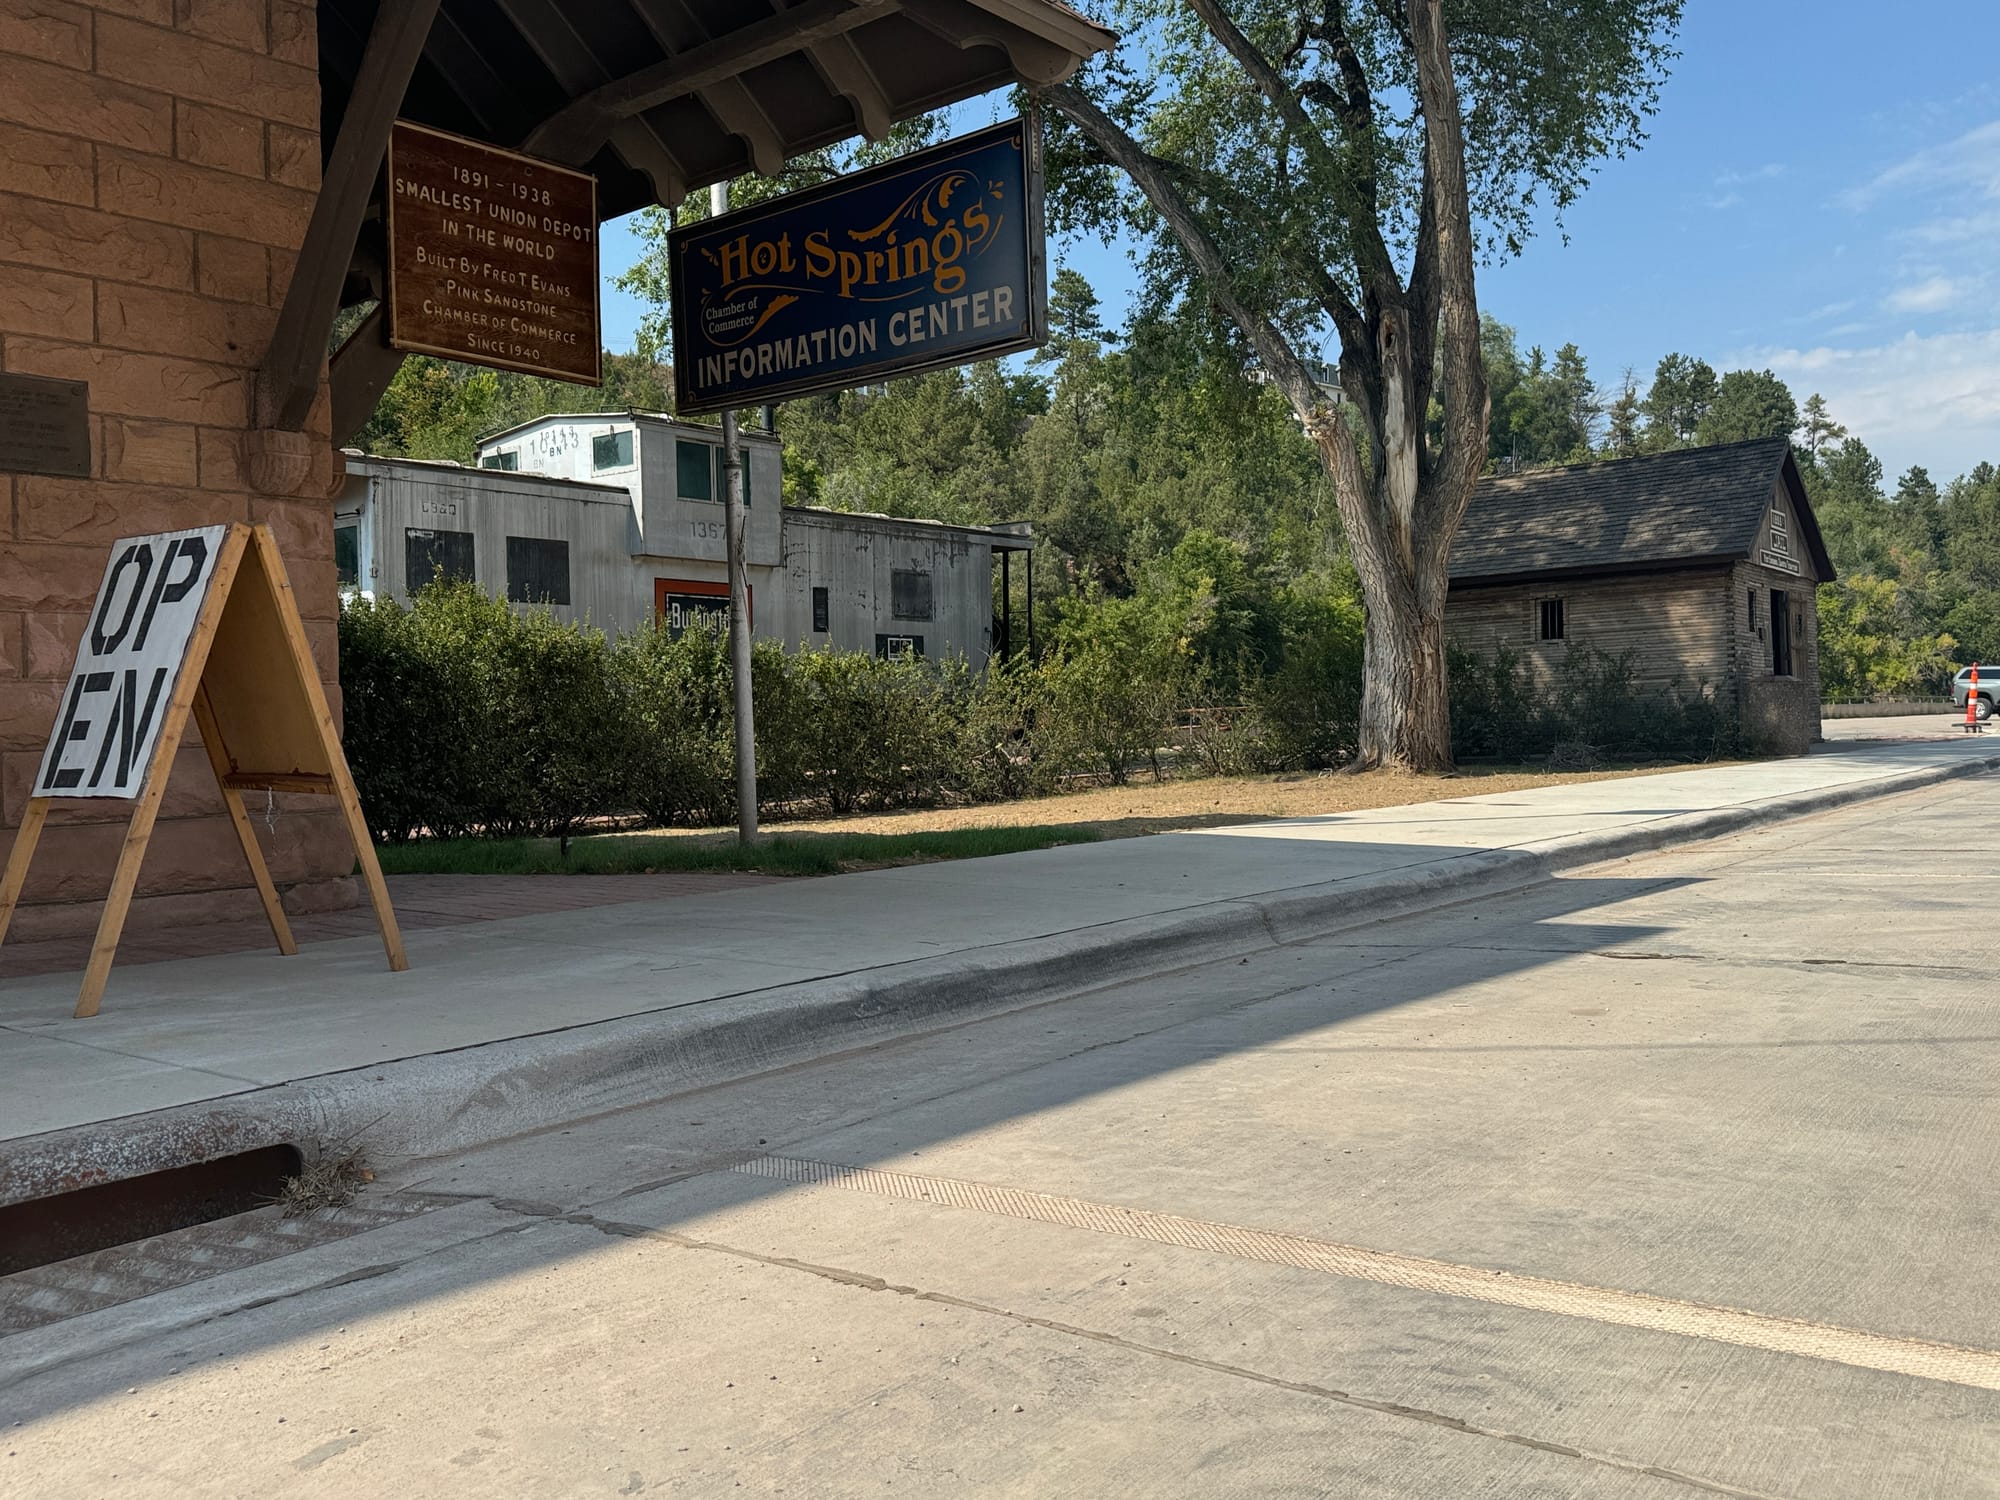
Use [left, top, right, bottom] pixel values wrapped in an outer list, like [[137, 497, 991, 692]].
[[1445, 568, 1734, 699], [1728, 558, 1823, 756], [0, 0, 356, 939]]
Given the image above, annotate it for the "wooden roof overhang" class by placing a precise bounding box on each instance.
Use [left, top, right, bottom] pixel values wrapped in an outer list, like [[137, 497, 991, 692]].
[[257, 0, 1115, 445]]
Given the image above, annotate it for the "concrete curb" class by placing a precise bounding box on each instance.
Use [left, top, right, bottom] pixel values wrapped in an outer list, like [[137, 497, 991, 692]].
[[6, 749, 1997, 1207]]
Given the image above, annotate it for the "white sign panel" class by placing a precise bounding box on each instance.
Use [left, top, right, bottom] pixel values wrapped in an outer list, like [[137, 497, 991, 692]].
[[34, 526, 227, 799]]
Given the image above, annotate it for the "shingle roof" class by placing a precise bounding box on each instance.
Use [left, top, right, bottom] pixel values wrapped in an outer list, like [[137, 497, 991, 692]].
[[1449, 437, 1833, 586]]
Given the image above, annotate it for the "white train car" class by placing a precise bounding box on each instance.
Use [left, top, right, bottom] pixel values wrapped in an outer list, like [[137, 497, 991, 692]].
[[335, 412, 1031, 664]]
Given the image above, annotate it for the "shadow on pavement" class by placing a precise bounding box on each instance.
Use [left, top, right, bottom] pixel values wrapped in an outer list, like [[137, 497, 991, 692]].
[[1, 858, 1698, 1422]]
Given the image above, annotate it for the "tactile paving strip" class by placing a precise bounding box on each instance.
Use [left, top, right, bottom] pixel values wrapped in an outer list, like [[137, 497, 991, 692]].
[[0, 1192, 452, 1337], [735, 1154, 2000, 1393]]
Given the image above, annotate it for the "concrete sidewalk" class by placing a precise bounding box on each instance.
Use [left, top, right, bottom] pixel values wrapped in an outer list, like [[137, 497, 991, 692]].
[[1819, 711, 1977, 742], [5, 738, 1997, 1204], [0, 871, 783, 979]]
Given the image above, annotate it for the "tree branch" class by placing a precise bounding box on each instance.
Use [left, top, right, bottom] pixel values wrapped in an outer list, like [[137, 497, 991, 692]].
[[1183, 0, 1399, 298], [1405, 0, 1488, 580], [1037, 83, 1360, 466], [1362, 0, 1410, 48], [1406, 150, 1439, 468]]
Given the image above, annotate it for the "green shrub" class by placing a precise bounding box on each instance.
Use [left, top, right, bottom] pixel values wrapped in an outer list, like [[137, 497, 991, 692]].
[[774, 646, 953, 812], [352, 564, 1777, 845], [1037, 597, 1181, 784], [1446, 641, 1735, 763], [613, 620, 737, 827], [953, 658, 1053, 801], [338, 583, 627, 841], [1251, 583, 1365, 769], [337, 594, 466, 843], [1446, 643, 1537, 762]]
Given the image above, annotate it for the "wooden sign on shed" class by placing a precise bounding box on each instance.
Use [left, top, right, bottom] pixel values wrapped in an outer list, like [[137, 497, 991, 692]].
[[0, 523, 407, 1018]]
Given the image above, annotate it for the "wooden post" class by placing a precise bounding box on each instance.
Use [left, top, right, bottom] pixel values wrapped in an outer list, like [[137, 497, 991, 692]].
[[245, 527, 407, 972], [0, 799, 51, 950], [258, 0, 443, 431], [74, 528, 249, 1018], [193, 683, 297, 958]]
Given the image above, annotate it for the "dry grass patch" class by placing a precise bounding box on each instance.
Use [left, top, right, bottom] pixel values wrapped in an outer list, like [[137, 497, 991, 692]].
[[616, 763, 1682, 845], [277, 1147, 374, 1217]]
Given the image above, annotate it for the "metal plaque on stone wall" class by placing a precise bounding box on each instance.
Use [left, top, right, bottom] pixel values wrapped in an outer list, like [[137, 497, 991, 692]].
[[0, 373, 90, 478], [385, 121, 602, 385]]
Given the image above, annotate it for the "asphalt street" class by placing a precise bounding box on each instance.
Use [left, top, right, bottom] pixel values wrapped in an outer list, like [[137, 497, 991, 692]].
[[6, 774, 1999, 1498]]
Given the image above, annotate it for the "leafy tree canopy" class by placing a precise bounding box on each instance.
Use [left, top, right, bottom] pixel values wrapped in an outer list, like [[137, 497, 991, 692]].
[[1696, 368, 1798, 446]]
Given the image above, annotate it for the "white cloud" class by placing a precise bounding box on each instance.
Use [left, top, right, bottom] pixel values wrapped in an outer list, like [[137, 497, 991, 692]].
[[1899, 207, 2000, 246], [1884, 275, 1966, 313], [1842, 119, 2000, 209], [1715, 163, 1785, 187], [1732, 329, 2000, 480]]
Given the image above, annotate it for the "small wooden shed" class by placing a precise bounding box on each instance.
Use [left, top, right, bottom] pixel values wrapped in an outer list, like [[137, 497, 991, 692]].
[[1446, 438, 1836, 754]]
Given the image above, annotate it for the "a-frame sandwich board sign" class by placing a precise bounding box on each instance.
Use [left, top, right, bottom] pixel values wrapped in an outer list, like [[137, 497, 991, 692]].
[[0, 522, 407, 1018]]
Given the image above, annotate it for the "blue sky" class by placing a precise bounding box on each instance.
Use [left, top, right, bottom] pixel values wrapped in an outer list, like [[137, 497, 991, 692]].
[[598, 3, 2000, 484]]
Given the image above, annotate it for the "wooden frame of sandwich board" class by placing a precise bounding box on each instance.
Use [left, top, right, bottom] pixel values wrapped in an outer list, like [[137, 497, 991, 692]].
[[0, 522, 407, 1018]]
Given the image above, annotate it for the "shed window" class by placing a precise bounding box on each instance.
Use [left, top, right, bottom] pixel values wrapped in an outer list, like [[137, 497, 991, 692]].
[[480, 450, 520, 471], [1748, 587, 1757, 630], [405, 528, 474, 589], [334, 524, 359, 587], [892, 569, 934, 621], [812, 586, 829, 633], [592, 430, 633, 471], [676, 439, 713, 500], [506, 537, 571, 605], [1538, 597, 1565, 642], [1771, 588, 1792, 676]]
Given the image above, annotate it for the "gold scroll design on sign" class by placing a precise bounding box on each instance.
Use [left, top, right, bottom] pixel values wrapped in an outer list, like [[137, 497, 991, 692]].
[[695, 168, 1010, 348]]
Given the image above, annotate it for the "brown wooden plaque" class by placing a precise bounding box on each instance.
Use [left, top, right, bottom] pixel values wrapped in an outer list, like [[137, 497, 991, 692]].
[[385, 121, 602, 384], [0, 372, 91, 477]]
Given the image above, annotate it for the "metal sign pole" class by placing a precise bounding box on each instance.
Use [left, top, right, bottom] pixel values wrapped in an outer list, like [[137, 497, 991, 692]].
[[713, 180, 758, 843]]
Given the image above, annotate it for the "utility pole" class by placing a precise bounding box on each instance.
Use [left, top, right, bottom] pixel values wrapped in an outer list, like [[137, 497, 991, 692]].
[[712, 179, 757, 843]]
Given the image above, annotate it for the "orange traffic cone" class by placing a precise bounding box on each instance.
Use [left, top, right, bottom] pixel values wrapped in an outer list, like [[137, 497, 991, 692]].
[[1967, 663, 1982, 733]]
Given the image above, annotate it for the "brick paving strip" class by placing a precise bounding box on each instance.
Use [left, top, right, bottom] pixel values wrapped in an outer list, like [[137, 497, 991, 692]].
[[0, 873, 785, 980]]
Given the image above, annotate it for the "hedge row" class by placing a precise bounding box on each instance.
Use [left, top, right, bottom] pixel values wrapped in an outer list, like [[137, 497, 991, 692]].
[[337, 581, 1730, 844], [338, 581, 1370, 842], [1447, 643, 1737, 764]]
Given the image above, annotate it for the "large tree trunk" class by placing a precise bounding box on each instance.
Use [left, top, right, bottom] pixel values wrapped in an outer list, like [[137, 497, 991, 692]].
[[1354, 556, 1453, 772], [1042, 0, 1486, 776]]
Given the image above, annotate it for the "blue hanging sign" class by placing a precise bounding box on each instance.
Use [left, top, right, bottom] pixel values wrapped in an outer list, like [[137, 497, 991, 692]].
[[670, 118, 1045, 414]]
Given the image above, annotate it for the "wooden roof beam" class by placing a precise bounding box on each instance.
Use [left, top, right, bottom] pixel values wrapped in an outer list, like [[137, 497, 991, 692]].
[[902, 0, 1081, 86], [609, 121, 690, 206], [492, 0, 693, 195], [699, 76, 789, 178], [259, 0, 442, 433], [958, 0, 1114, 59], [807, 32, 893, 142], [524, 0, 900, 164]]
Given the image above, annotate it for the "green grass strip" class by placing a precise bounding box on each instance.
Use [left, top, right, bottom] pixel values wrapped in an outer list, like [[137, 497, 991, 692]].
[[374, 824, 1105, 878]]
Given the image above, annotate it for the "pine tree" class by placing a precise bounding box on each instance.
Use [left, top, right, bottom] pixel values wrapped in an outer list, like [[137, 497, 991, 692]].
[[1800, 393, 1846, 460], [1696, 369, 1798, 446], [1642, 353, 1716, 448], [1602, 370, 1643, 458]]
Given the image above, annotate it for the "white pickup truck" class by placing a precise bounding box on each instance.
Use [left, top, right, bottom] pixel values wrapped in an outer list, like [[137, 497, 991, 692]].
[[1952, 666, 1994, 721]]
